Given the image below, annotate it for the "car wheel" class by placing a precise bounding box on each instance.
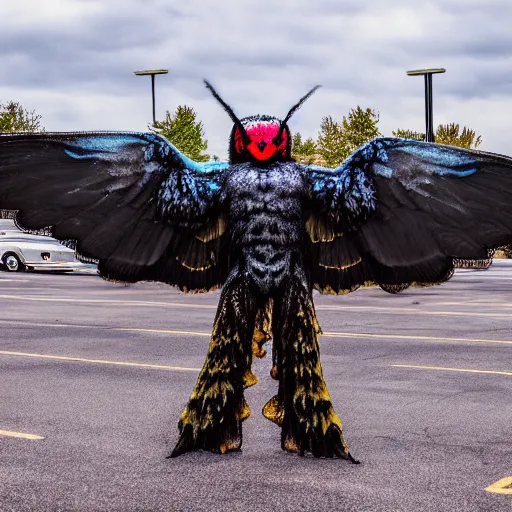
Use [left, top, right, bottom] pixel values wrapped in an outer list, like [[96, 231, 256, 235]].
[[2, 253, 24, 272]]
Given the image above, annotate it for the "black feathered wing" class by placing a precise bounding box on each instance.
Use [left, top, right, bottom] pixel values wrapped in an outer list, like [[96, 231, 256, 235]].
[[0, 132, 230, 291], [304, 137, 512, 294]]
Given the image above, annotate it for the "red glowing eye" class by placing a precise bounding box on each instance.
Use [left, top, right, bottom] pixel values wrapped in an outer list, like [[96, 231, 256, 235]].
[[234, 128, 245, 153]]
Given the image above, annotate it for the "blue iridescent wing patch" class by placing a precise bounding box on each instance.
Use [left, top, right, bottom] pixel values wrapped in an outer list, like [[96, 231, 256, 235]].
[[61, 132, 229, 172], [363, 138, 478, 195], [307, 137, 482, 226], [60, 132, 228, 222]]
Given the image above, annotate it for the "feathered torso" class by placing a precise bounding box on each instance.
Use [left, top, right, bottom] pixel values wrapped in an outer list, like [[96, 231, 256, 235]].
[[225, 162, 307, 294]]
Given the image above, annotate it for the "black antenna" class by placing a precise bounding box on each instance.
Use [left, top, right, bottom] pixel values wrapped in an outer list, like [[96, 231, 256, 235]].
[[275, 85, 321, 142], [204, 80, 250, 144]]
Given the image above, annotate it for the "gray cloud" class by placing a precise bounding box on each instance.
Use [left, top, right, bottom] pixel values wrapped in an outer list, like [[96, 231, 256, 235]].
[[2, 0, 512, 157]]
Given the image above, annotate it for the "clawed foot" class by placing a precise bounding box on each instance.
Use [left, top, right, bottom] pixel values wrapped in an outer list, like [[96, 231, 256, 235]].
[[168, 422, 243, 458], [168, 397, 250, 458], [263, 395, 359, 463], [283, 423, 359, 463]]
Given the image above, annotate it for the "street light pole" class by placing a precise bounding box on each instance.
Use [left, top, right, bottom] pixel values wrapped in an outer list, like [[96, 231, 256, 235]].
[[134, 69, 168, 126], [406, 68, 445, 142]]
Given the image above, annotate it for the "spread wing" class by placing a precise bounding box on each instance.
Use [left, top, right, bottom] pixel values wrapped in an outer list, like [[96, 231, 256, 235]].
[[304, 137, 512, 294], [0, 132, 230, 291]]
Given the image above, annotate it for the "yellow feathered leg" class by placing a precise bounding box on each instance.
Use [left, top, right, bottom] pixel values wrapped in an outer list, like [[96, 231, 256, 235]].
[[170, 271, 257, 457], [263, 277, 358, 462]]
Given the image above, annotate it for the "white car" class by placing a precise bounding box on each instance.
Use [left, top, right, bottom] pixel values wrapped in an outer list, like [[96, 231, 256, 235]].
[[0, 222, 88, 273]]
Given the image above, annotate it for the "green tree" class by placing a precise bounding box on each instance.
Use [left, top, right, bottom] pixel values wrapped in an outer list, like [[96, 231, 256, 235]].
[[435, 123, 482, 149], [0, 101, 44, 133], [152, 105, 209, 162], [342, 106, 381, 154], [317, 107, 380, 167], [393, 124, 482, 149], [392, 129, 424, 141], [291, 132, 317, 164], [316, 116, 346, 168]]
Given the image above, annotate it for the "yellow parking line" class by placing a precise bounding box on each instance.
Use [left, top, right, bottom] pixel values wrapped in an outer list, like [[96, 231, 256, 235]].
[[0, 429, 44, 440], [391, 364, 512, 376], [485, 476, 512, 494], [0, 351, 201, 372]]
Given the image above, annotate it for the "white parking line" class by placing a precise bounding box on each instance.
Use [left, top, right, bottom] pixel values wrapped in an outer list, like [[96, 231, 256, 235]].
[[2, 293, 512, 319], [0, 294, 216, 309], [391, 364, 512, 376]]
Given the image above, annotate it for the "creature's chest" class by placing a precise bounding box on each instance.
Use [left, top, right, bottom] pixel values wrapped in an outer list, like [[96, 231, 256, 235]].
[[226, 163, 306, 217]]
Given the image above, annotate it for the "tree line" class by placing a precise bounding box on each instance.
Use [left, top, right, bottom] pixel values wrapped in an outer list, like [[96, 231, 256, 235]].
[[293, 108, 482, 167], [1, 100, 482, 166]]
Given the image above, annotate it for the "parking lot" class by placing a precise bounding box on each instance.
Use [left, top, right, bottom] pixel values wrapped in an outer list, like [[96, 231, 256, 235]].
[[0, 262, 511, 511]]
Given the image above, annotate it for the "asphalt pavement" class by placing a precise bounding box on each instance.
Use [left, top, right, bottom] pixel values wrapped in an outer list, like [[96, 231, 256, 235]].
[[0, 262, 511, 511]]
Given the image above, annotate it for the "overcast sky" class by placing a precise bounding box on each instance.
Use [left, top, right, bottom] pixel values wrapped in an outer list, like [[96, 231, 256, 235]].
[[2, 0, 512, 160]]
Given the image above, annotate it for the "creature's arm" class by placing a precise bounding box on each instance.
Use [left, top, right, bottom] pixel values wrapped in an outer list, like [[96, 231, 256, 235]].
[[304, 138, 512, 294], [0, 132, 230, 290]]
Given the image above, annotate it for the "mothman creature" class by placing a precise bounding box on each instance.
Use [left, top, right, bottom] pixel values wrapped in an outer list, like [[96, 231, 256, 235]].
[[2, 81, 512, 461]]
